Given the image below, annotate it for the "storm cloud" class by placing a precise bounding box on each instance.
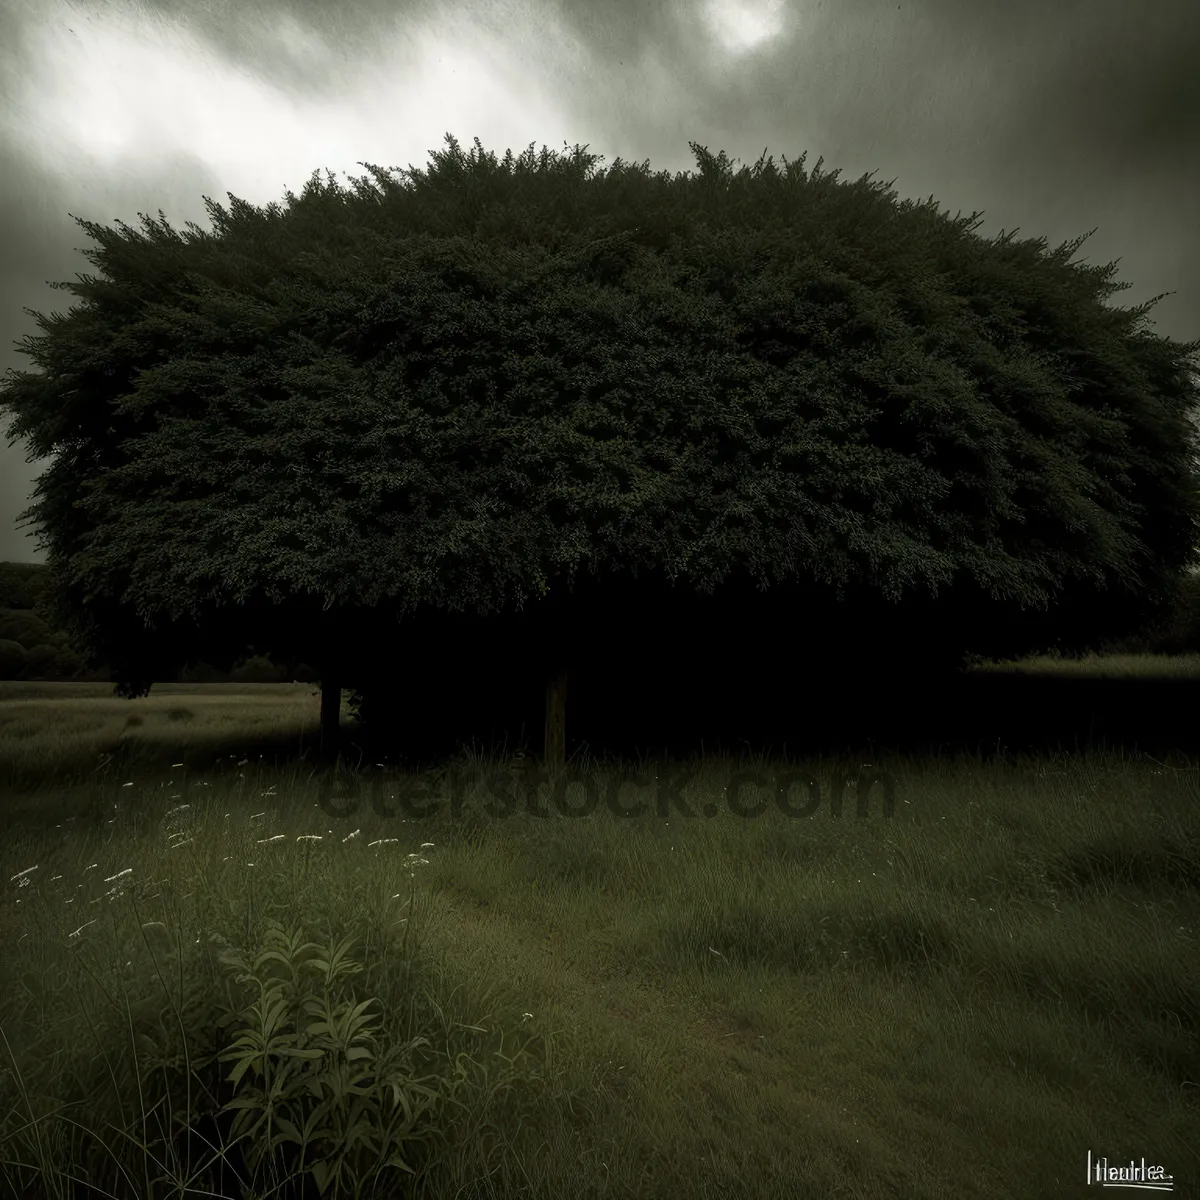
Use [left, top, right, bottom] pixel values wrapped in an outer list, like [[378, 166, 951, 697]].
[[2, 0, 1198, 561]]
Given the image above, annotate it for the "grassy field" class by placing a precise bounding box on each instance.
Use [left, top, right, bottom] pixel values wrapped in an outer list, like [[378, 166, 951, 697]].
[[0, 663, 1197, 1199]]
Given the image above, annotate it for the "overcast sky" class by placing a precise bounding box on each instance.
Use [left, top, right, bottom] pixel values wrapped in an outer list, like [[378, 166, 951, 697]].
[[2, 0, 1198, 566]]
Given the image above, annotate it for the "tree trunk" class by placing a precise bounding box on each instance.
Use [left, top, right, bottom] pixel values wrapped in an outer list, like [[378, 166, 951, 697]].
[[544, 665, 568, 770], [320, 671, 342, 758]]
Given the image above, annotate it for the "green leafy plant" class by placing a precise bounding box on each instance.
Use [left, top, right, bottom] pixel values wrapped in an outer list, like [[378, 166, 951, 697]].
[[206, 920, 453, 1196]]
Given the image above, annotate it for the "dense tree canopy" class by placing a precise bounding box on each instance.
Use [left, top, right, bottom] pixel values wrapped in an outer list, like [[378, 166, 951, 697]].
[[2, 133, 1198, 731]]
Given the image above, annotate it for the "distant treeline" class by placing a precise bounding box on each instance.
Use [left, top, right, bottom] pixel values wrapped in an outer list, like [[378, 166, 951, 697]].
[[2, 558, 1199, 686], [0, 561, 314, 683]]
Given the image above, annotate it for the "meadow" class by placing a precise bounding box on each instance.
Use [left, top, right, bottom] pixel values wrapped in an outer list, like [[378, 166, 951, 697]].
[[0, 658, 1197, 1199]]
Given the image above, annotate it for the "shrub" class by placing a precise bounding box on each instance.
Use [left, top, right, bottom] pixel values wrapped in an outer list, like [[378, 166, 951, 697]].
[[1144, 575, 1200, 654], [16, 642, 79, 680], [229, 653, 289, 683], [178, 659, 229, 683], [0, 637, 28, 679]]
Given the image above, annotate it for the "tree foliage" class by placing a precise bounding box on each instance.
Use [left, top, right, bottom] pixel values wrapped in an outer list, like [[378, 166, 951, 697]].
[[2, 133, 1198, 712]]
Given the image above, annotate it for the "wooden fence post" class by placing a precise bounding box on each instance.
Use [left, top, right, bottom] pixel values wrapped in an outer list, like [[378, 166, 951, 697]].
[[544, 665, 568, 770], [320, 669, 341, 758]]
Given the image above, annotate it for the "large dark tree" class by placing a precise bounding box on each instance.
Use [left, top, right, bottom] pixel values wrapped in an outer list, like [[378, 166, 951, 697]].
[[2, 134, 1199, 763]]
